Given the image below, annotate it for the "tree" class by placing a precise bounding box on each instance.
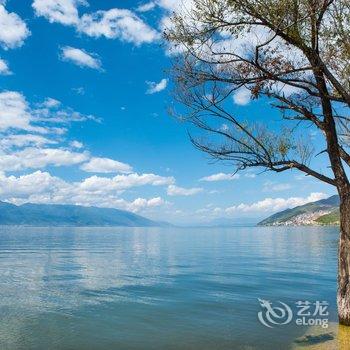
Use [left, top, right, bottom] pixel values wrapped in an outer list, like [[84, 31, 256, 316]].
[[165, 0, 350, 325]]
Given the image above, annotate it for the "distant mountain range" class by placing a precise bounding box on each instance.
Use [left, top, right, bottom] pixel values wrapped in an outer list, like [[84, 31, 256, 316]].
[[0, 196, 340, 228], [258, 195, 340, 226], [0, 202, 166, 227]]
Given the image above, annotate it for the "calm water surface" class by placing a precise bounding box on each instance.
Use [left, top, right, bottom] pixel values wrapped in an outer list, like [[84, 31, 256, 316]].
[[0, 226, 338, 349]]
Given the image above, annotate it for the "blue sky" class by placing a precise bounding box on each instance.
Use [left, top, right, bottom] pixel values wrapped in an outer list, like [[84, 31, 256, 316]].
[[0, 0, 335, 224]]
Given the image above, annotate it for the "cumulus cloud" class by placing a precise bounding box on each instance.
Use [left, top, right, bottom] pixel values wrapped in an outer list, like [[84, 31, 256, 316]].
[[78, 9, 160, 44], [0, 91, 46, 133], [0, 89, 176, 215], [0, 4, 30, 49], [225, 192, 328, 215], [60, 46, 102, 70], [0, 147, 89, 171], [0, 90, 174, 204], [0, 134, 56, 149], [200, 173, 240, 182], [0, 170, 170, 213], [137, 2, 156, 12], [125, 196, 166, 212], [0, 90, 98, 133], [80, 157, 132, 174], [69, 140, 83, 149], [194, 192, 329, 221], [0, 58, 11, 75], [33, 1, 159, 45], [39, 97, 61, 108], [32, 0, 86, 25], [167, 184, 202, 196], [0, 170, 65, 197], [80, 173, 174, 193], [146, 78, 168, 94], [0, 89, 177, 216], [0, 90, 104, 174]]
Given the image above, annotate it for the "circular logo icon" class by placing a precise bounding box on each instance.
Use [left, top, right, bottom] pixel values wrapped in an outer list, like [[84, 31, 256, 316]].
[[258, 298, 293, 328]]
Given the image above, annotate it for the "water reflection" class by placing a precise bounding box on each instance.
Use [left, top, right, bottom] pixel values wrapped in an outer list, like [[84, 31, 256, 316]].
[[0, 226, 339, 349]]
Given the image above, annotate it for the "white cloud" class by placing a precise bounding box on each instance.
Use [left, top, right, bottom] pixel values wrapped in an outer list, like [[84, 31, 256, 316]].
[[0, 91, 103, 172], [0, 4, 30, 49], [69, 140, 83, 149], [0, 90, 98, 133], [0, 134, 56, 149], [39, 97, 61, 108], [33, 106, 98, 124], [33, 1, 159, 45], [137, 2, 156, 12], [200, 172, 239, 182], [80, 173, 174, 192], [0, 170, 169, 213], [0, 170, 65, 197], [0, 89, 176, 210], [167, 184, 202, 196], [0, 58, 11, 75], [233, 87, 251, 106], [80, 157, 132, 174], [0, 91, 45, 133], [78, 9, 160, 45], [0, 147, 89, 171], [161, 0, 186, 11], [225, 192, 328, 215], [126, 196, 166, 212], [0, 90, 177, 211], [61, 46, 102, 70], [146, 78, 168, 94], [32, 0, 87, 25]]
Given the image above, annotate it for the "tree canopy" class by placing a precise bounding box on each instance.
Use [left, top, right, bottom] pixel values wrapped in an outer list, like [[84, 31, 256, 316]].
[[165, 0, 350, 189]]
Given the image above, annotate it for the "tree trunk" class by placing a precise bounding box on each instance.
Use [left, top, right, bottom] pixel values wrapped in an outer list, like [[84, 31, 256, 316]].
[[338, 191, 350, 325]]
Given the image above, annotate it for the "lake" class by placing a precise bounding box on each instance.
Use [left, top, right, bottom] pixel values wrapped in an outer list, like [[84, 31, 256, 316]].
[[0, 226, 342, 349]]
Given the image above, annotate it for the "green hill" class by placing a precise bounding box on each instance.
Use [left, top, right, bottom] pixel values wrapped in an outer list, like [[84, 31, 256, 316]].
[[0, 202, 166, 227], [258, 195, 340, 226], [315, 210, 340, 225]]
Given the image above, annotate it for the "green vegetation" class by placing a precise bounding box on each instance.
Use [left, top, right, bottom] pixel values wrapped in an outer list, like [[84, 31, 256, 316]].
[[258, 195, 340, 226], [316, 210, 340, 225]]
